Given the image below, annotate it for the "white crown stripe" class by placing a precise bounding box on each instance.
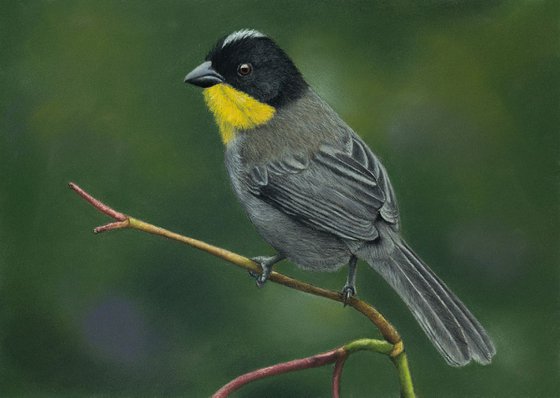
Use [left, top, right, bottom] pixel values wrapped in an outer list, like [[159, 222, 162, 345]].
[[222, 29, 266, 48]]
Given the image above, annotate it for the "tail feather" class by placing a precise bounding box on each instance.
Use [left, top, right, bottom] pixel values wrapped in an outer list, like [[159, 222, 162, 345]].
[[359, 238, 496, 366], [398, 242, 496, 363]]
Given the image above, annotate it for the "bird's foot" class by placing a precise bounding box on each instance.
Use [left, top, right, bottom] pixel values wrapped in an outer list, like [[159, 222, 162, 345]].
[[341, 285, 356, 306], [341, 256, 358, 306], [249, 255, 279, 288]]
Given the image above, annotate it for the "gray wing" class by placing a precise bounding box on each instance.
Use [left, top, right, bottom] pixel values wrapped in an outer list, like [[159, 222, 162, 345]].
[[247, 133, 399, 242]]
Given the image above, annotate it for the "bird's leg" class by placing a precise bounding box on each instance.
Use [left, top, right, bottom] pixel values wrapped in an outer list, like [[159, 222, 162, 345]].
[[250, 254, 285, 288], [341, 256, 358, 305]]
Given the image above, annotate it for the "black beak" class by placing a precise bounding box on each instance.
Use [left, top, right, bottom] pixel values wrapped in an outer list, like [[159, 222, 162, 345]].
[[184, 61, 224, 88]]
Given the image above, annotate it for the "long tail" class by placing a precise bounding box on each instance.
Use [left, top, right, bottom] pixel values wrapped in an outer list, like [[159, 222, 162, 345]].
[[358, 237, 496, 366]]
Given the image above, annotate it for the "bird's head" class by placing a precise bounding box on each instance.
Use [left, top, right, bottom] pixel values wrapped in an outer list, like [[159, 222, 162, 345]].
[[185, 29, 308, 143]]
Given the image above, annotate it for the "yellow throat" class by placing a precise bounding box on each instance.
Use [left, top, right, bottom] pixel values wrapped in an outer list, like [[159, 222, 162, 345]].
[[203, 84, 276, 144]]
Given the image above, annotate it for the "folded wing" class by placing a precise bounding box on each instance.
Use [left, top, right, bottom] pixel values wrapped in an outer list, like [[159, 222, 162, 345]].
[[248, 133, 399, 241]]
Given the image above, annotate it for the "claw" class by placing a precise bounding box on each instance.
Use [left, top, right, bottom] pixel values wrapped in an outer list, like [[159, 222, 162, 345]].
[[342, 256, 358, 306], [256, 274, 268, 288], [248, 270, 259, 279], [341, 285, 356, 306], [250, 254, 284, 288]]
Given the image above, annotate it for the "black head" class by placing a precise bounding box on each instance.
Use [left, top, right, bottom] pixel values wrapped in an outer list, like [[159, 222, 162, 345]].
[[185, 30, 308, 108]]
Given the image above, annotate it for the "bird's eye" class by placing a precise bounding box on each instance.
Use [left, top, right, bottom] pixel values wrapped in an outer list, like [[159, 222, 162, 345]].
[[237, 63, 253, 76]]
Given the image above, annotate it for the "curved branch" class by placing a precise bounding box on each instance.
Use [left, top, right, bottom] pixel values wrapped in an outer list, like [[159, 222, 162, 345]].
[[213, 338, 394, 398], [69, 183, 399, 342], [332, 350, 348, 398], [68, 182, 415, 397], [213, 347, 344, 398]]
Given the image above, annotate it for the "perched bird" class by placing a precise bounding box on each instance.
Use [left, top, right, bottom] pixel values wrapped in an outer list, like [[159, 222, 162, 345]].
[[184, 29, 496, 366]]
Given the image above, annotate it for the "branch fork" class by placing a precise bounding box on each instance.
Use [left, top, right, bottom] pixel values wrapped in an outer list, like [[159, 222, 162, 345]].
[[69, 182, 415, 397], [69, 183, 129, 233]]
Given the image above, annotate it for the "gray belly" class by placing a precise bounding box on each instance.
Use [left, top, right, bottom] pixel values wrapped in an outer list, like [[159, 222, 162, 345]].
[[225, 143, 351, 271], [239, 192, 351, 271]]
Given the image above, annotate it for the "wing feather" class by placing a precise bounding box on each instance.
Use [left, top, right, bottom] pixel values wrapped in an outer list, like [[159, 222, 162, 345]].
[[248, 133, 399, 241]]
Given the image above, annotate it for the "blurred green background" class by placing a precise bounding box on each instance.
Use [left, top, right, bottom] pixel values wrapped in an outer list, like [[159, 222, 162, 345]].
[[1, 0, 558, 396]]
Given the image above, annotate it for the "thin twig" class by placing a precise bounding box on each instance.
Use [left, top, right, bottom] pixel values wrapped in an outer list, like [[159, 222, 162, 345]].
[[213, 347, 345, 398], [68, 182, 416, 397], [69, 182, 127, 222], [332, 351, 348, 398], [68, 183, 399, 341]]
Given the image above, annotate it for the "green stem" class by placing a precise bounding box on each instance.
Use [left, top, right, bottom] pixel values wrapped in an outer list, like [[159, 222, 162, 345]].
[[344, 339, 415, 398], [392, 353, 415, 398], [344, 338, 394, 355]]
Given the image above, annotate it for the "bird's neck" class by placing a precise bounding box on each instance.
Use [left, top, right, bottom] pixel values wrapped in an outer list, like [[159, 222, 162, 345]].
[[203, 84, 276, 144]]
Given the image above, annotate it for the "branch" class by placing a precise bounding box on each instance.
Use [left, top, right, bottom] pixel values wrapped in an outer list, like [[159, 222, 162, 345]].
[[69, 182, 415, 397], [332, 350, 348, 398], [213, 347, 344, 398], [213, 338, 393, 398]]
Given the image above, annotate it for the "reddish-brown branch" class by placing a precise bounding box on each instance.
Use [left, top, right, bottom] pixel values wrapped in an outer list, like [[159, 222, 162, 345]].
[[332, 351, 348, 398], [69, 182, 129, 233], [212, 348, 345, 398], [69, 182, 126, 221]]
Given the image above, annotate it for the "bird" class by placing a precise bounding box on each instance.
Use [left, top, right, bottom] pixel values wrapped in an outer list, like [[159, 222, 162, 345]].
[[184, 29, 496, 367]]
